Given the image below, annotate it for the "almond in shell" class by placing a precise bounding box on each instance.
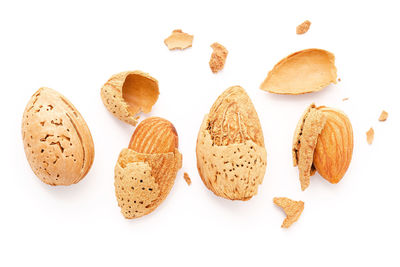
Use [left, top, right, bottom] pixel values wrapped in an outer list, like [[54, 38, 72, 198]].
[[196, 86, 267, 200], [293, 104, 353, 190], [260, 49, 337, 95], [22, 87, 94, 186], [114, 117, 182, 219], [101, 71, 159, 126]]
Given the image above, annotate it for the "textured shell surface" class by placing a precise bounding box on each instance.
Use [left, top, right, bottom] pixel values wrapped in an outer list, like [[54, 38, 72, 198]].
[[22, 87, 94, 186], [196, 86, 267, 200]]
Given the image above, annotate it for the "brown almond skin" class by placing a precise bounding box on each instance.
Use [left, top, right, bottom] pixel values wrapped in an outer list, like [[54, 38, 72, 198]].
[[313, 107, 353, 184], [128, 117, 178, 154]]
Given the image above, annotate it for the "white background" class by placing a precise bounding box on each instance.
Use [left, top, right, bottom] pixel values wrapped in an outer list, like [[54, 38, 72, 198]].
[[1, 0, 399, 266]]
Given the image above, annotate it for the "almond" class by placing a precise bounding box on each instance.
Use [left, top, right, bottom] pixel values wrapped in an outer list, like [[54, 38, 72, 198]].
[[114, 117, 182, 219], [22, 87, 94, 186], [196, 86, 267, 200], [293, 104, 353, 190]]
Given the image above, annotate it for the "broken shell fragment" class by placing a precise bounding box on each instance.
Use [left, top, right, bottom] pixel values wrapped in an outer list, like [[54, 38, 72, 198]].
[[22, 87, 95, 186], [164, 29, 194, 50], [293, 104, 353, 190], [296, 20, 311, 34], [196, 86, 267, 200], [273, 197, 304, 228], [101, 71, 159, 126], [260, 49, 337, 95], [209, 42, 228, 73]]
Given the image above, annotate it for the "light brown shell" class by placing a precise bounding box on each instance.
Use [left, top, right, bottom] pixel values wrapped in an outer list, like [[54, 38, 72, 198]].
[[209, 42, 228, 73], [115, 148, 182, 219], [164, 29, 194, 50], [273, 197, 304, 228], [260, 49, 337, 95], [196, 86, 267, 200], [100, 71, 159, 126], [22, 87, 94, 186]]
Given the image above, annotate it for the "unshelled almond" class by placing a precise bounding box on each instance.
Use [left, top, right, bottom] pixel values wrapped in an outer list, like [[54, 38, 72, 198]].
[[196, 86, 267, 200], [293, 104, 353, 190]]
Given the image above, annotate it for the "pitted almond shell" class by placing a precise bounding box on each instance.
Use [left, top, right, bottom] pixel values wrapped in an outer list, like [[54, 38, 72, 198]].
[[293, 104, 353, 190], [22, 87, 94, 186], [115, 148, 182, 219], [260, 49, 337, 95], [101, 71, 159, 126], [196, 86, 267, 200], [115, 117, 181, 219]]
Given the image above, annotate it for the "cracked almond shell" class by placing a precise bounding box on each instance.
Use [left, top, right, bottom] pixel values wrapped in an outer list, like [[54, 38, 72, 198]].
[[22, 87, 95, 186], [260, 49, 337, 95], [196, 86, 267, 200], [114, 117, 182, 219], [293, 104, 353, 190], [101, 71, 159, 126]]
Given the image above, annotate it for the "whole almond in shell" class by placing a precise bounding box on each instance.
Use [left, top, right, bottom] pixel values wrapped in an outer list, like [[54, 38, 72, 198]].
[[293, 104, 353, 190], [114, 117, 182, 219], [101, 71, 159, 126], [22, 87, 95, 186], [196, 86, 267, 200]]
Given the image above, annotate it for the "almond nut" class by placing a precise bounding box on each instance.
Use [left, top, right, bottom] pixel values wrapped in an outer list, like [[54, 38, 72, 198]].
[[196, 86, 267, 200], [114, 117, 182, 219], [101, 71, 159, 126], [22, 87, 95, 186], [260, 49, 337, 95], [293, 104, 353, 190]]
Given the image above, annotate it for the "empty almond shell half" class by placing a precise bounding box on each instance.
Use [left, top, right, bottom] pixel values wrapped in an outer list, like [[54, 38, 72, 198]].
[[101, 71, 159, 126], [114, 117, 182, 219], [22, 87, 95, 186], [196, 86, 267, 201], [260, 49, 337, 95]]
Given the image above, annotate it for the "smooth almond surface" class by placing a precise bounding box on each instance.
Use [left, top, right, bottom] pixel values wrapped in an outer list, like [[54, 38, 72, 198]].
[[22, 87, 94, 186], [260, 49, 337, 95]]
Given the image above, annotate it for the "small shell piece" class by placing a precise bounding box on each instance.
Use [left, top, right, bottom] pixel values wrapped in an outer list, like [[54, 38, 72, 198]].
[[101, 71, 159, 126], [260, 49, 337, 95], [366, 128, 374, 145], [22, 87, 95, 186], [378, 110, 388, 121], [273, 197, 304, 228], [209, 42, 228, 73], [196, 86, 267, 200], [164, 29, 194, 50], [296, 20, 311, 34]]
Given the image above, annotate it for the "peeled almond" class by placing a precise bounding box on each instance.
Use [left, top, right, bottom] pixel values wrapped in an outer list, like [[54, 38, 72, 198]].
[[293, 104, 353, 190], [260, 49, 337, 95], [101, 71, 159, 126]]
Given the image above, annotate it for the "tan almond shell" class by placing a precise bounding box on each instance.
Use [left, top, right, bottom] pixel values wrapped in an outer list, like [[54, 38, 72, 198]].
[[164, 29, 194, 50], [22, 87, 95, 186], [209, 42, 228, 73], [260, 49, 337, 95], [196, 86, 267, 200], [273, 197, 304, 228], [115, 148, 182, 219], [100, 71, 159, 126], [292, 104, 326, 191]]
